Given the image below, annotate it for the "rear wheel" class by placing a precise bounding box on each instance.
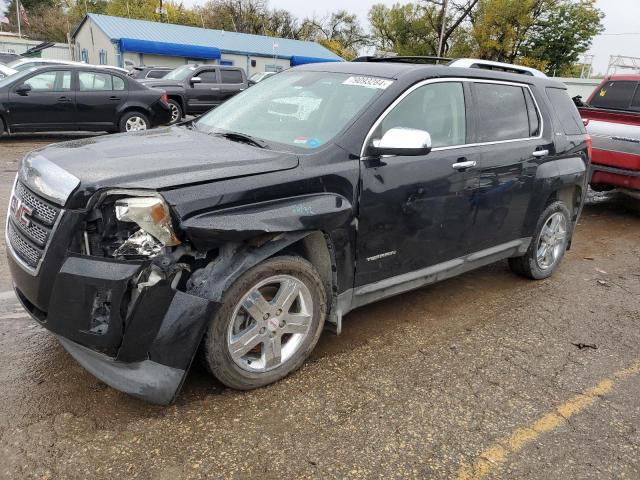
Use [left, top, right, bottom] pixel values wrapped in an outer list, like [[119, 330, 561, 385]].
[[509, 201, 571, 280], [201, 255, 327, 390], [119, 111, 150, 132], [167, 99, 182, 124]]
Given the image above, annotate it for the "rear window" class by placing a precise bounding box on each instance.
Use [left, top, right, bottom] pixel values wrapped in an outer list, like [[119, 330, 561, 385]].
[[221, 69, 243, 84], [546, 87, 586, 135], [590, 80, 638, 110], [147, 69, 167, 79], [474, 83, 531, 142]]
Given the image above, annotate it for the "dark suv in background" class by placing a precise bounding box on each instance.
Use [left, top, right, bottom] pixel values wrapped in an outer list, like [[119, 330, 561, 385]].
[[139, 64, 248, 123], [128, 65, 173, 80], [7, 58, 590, 404]]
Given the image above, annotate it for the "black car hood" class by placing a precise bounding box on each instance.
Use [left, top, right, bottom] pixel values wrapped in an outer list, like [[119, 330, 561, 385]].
[[36, 126, 299, 194]]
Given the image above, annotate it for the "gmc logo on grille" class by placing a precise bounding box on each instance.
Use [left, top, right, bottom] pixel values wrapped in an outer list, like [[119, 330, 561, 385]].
[[10, 194, 33, 228]]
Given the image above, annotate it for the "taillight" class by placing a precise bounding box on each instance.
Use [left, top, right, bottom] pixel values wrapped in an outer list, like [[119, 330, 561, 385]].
[[585, 134, 593, 161], [160, 93, 169, 104]]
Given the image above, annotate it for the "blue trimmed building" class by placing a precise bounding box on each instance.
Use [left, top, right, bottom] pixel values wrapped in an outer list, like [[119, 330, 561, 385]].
[[72, 14, 342, 76]]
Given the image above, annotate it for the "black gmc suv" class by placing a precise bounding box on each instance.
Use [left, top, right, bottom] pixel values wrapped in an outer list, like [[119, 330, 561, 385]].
[[138, 64, 248, 123], [7, 59, 590, 404]]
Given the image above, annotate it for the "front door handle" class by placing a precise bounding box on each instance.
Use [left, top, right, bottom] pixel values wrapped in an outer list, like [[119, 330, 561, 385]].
[[109, 96, 121, 101], [452, 160, 476, 170], [532, 149, 549, 157], [210, 87, 220, 91], [57, 96, 71, 103]]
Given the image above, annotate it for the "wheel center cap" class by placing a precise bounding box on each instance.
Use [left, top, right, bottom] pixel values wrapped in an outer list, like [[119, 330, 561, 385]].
[[267, 317, 280, 332]]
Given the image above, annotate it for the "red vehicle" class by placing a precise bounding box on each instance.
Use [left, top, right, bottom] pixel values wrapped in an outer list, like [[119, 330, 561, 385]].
[[576, 74, 640, 197]]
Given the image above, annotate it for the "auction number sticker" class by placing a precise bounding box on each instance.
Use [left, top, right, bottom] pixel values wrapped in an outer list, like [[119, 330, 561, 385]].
[[342, 76, 393, 90]]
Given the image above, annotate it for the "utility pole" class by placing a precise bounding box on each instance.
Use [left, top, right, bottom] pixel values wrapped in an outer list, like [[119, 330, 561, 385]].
[[16, 0, 22, 38], [437, 0, 448, 58]]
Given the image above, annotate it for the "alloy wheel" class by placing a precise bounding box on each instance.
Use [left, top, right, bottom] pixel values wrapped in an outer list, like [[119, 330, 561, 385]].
[[227, 275, 314, 373], [536, 212, 567, 270], [169, 103, 180, 123], [125, 116, 148, 132]]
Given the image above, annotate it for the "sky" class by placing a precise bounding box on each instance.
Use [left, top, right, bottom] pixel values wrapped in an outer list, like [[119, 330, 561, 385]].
[[263, 0, 640, 76]]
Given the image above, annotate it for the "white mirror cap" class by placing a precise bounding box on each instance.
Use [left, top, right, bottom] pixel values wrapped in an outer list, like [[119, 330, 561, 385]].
[[378, 127, 432, 150]]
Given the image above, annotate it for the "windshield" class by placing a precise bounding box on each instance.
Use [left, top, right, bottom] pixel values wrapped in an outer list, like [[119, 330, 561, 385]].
[[195, 71, 390, 150], [164, 65, 197, 81]]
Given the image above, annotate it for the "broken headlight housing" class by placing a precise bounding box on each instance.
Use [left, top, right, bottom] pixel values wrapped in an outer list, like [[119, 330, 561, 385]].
[[115, 197, 181, 247], [112, 196, 181, 257]]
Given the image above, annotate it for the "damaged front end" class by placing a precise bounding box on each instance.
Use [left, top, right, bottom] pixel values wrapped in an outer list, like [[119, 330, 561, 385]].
[[11, 187, 219, 404]]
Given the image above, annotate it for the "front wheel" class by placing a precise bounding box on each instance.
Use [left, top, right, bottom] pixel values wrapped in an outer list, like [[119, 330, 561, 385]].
[[201, 255, 327, 390], [509, 201, 571, 280], [119, 111, 150, 132]]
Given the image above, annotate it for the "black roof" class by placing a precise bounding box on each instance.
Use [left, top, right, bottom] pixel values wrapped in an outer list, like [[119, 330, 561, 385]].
[[296, 60, 567, 89]]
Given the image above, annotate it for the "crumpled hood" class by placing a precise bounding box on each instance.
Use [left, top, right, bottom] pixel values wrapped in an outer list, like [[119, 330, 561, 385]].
[[33, 126, 299, 194]]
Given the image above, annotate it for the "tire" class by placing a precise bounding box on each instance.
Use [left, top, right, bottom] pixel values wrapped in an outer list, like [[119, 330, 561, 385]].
[[201, 255, 327, 390], [509, 201, 571, 280], [167, 99, 183, 124], [0, 116, 5, 136], [119, 111, 150, 133]]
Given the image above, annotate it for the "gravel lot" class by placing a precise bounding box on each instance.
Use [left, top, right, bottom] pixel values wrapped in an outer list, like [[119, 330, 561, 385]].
[[0, 134, 639, 480]]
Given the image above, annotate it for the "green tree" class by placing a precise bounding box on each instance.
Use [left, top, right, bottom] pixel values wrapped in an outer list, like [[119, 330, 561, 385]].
[[368, 3, 437, 56], [470, 0, 549, 62], [521, 0, 604, 75], [299, 11, 368, 59]]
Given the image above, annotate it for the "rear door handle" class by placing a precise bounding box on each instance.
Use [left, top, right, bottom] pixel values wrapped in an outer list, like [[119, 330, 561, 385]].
[[452, 160, 476, 170], [109, 96, 121, 101], [210, 87, 220, 91], [57, 96, 71, 103], [532, 149, 549, 157]]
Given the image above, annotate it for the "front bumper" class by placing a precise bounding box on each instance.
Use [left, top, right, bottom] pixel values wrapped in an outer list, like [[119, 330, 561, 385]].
[[11, 252, 217, 405]]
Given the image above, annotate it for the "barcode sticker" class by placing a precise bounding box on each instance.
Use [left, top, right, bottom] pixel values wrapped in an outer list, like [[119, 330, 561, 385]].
[[342, 76, 393, 90]]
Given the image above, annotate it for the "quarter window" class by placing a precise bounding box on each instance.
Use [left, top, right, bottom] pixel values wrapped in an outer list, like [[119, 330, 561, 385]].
[[546, 87, 586, 135], [590, 80, 637, 110], [380, 82, 466, 148], [79, 71, 113, 91], [112, 76, 126, 91], [147, 70, 167, 79], [24, 71, 71, 92], [474, 83, 530, 142], [221, 69, 243, 84]]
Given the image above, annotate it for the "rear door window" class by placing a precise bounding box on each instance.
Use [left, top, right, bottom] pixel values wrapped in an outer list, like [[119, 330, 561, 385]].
[[474, 83, 530, 142], [590, 80, 637, 110], [221, 69, 243, 84], [546, 87, 586, 135], [79, 71, 113, 91]]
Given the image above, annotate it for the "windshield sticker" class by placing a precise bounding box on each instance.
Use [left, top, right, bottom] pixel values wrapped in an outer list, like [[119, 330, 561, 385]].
[[342, 76, 393, 90]]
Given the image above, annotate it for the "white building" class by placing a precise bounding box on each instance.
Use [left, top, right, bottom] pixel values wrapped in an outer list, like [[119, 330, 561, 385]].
[[72, 14, 343, 76]]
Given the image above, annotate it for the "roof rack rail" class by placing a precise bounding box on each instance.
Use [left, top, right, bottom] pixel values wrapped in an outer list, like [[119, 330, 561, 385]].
[[448, 58, 547, 78], [352, 55, 453, 65]]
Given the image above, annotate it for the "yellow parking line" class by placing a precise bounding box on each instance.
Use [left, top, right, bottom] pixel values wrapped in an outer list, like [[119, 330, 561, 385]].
[[457, 360, 640, 480]]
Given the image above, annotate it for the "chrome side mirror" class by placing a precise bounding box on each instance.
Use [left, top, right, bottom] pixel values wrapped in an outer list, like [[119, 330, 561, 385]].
[[190, 76, 202, 84], [370, 127, 432, 157]]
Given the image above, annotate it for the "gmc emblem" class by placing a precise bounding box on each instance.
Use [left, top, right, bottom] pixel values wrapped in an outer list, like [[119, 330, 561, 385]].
[[10, 194, 33, 228]]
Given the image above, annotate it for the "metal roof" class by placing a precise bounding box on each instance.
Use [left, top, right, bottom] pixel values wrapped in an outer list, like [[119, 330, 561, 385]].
[[77, 14, 343, 61]]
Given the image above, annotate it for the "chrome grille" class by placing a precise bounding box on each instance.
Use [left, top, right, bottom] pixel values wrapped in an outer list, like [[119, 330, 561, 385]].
[[7, 222, 41, 268], [7, 182, 62, 272], [15, 181, 60, 226]]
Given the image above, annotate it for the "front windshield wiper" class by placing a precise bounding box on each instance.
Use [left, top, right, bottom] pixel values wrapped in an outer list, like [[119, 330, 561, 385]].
[[211, 131, 269, 149]]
